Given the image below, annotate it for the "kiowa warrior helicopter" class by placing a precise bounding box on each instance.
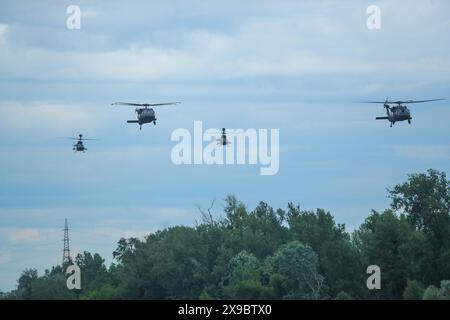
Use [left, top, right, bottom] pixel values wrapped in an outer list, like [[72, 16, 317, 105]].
[[355, 98, 446, 127], [64, 134, 97, 153], [217, 128, 231, 146], [111, 101, 181, 130]]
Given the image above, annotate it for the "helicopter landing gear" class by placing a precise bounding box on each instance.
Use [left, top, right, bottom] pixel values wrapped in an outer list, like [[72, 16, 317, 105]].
[[139, 125, 142, 130], [408, 119, 411, 124], [153, 121, 156, 125]]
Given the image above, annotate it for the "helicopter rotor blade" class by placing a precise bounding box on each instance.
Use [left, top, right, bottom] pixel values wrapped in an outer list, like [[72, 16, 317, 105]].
[[384, 97, 389, 111], [60, 137, 98, 140], [112, 102, 150, 107], [111, 102, 180, 107], [146, 102, 181, 106], [353, 98, 446, 105], [352, 101, 386, 104], [399, 98, 446, 104]]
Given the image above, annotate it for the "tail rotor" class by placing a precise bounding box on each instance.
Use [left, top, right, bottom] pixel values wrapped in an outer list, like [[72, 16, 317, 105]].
[[383, 97, 390, 112]]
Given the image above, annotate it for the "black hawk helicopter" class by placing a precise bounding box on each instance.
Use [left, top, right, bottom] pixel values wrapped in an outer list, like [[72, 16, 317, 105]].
[[111, 101, 181, 130], [355, 98, 446, 127], [64, 134, 97, 153]]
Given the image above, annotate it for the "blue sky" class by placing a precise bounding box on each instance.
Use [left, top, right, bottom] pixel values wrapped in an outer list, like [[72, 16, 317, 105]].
[[1, 0, 449, 291]]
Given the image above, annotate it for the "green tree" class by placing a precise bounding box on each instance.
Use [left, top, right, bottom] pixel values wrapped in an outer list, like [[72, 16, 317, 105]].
[[15, 266, 77, 300], [437, 280, 450, 299], [287, 205, 365, 298], [421, 281, 450, 300], [389, 169, 450, 233], [16, 269, 38, 300], [389, 169, 450, 284], [30, 274, 74, 300], [81, 284, 119, 300], [422, 285, 441, 300], [75, 251, 110, 294], [222, 250, 273, 299], [353, 210, 417, 299], [116, 226, 209, 299], [268, 241, 325, 299], [403, 280, 425, 300], [11, 173, 450, 301], [334, 291, 354, 300], [221, 197, 287, 259]]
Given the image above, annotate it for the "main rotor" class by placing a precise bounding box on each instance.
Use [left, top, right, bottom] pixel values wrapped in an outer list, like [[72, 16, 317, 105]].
[[356, 98, 445, 106], [354, 98, 446, 112], [111, 102, 181, 108], [63, 134, 97, 142]]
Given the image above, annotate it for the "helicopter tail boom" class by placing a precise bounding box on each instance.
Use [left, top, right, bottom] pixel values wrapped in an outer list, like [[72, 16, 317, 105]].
[[375, 117, 389, 120]]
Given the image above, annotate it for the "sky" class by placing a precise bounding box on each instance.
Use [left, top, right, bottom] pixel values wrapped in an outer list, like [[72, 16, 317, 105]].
[[0, 0, 449, 292]]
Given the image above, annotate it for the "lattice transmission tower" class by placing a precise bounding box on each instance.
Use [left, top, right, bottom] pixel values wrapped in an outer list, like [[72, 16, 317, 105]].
[[62, 218, 71, 265]]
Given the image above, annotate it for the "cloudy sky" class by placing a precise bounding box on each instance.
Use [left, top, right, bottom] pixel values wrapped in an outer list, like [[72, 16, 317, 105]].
[[0, 0, 449, 291]]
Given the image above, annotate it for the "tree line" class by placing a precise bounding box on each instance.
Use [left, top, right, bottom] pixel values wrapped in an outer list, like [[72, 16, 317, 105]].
[[3, 169, 450, 300]]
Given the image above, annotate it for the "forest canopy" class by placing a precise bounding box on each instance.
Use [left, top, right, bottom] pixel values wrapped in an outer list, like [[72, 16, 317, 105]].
[[4, 169, 450, 300]]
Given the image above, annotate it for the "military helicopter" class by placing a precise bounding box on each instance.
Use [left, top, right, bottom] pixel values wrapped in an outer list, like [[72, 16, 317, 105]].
[[217, 128, 231, 146], [64, 134, 97, 153], [355, 98, 446, 127], [111, 101, 181, 130]]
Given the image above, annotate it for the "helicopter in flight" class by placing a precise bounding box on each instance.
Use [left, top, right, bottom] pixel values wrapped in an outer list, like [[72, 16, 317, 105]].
[[111, 101, 181, 130], [355, 98, 446, 127], [217, 128, 231, 146], [64, 134, 97, 153]]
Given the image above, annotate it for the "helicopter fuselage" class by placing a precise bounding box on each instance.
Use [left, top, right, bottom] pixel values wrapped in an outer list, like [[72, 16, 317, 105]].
[[219, 134, 228, 146], [377, 105, 412, 126], [73, 141, 86, 152], [217, 128, 230, 146], [128, 108, 157, 129], [389, 105, 411, 122]]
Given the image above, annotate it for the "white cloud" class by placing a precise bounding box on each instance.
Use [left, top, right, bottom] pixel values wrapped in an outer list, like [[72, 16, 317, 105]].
[[0, 227, 59, 245], [0, 24, 8, 46], [0, 101, 107, 136], [0, 206, 199, 235], [9, 228, 40, 243], [393, 145, 450, 160], [1, 3, 449, 83], [79, 227, 150, 242], [0, 250, 12, 265]]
